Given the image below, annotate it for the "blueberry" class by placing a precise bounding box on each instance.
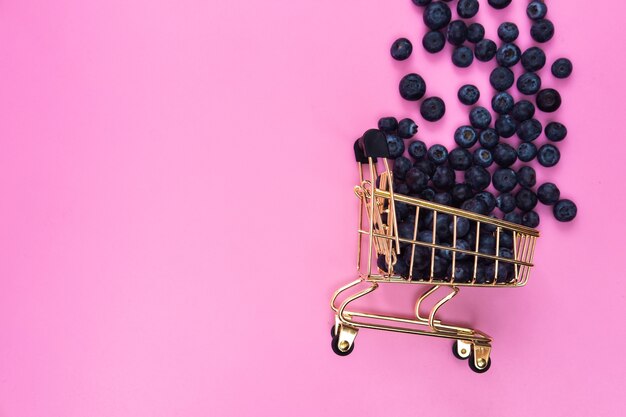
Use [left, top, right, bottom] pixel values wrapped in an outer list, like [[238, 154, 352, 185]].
[[465, 165, 491, 191], [473, 148, 493, 168], [495, 114, 517, 138], [395, 183, 409, 195], [418, 230, 436, 243], [522, 211, 540, 228], [517, 142, 537, 162], [448, 148, 473, 171], [517, 166, 537, 188], [461, 198, 488, 215], [517, 118, 542, 142], [531, 19, 555, 43], [378, 116, 398, 132], [491, 92, 514, 114], [496, 43, 521, 67], [493, 143, 517, 167], [552, 58, 573, 79], [406, 167, 429, 193], [420, 187, 437, 201], [432, 256, 450, 278], [409, 140, 428, 160], [398, 221, 417, 246], [450, 217, 470, 237], [398, 118, 418, 139], [427, 143, 449, 165], [448, 261, 474, 283], [447, 20, 468, 46], [537, 144, 560, 167], [422, 31, 446, 53], [457, 0, 479, 18], [399, 73, 427, 101], [521, 47, 546, 72], [475, 191, 497, 213], [536, 88, 562, 113], [498, 22, 519, 43], [391, 38, 413, 61], [377, 254, 390, 272], [527, 1, 548, 20], [466, 23, 485, 43], [545, 122, 567, 141], [394, 202, 410, 221], [516, 188, 538, 211], [488, 0, 512, 9], [434, 192, 453, 206], [421, 97, 446, 121], [469, 107, 492, 129], [423, 2, 452, 30], [436, 213, 452, 240], [454, 125, 478, 148], [458, 84, 480, 105], [475, 39, 497, 62], [432, 165, 456, 190], [386, 133, 405, 158], [553, 199, 577, 222], [412, 0, 432, 6], [452, 183, 474, 205], [415, 159, 436, 177], [393, 156, 413, 180], [511, 100, 536, 122], [496, 192, 516, 213], [537, 182, 560, 205], [479, 128, 500, 149], [504, 211, 522, 224], [493, 168, 517, 192], [517, 72, 542, 95], [490, 66, 514, 91], [452, 46, 474, 68]]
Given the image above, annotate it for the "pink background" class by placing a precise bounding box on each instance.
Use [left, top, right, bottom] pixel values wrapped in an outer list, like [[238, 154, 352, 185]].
[[1, 0, 625, 416]]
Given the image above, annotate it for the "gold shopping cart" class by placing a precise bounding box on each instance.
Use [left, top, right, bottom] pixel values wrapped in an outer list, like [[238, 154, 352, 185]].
[[330, 129, 540, 373]]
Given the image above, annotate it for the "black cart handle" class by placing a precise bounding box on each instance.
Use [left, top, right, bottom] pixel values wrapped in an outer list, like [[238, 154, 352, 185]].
[[354, 129, 389, 163]]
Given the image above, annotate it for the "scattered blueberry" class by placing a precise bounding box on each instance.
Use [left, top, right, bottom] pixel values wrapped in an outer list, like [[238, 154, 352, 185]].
[[496, 192, 516, 213], [421, 97, 446, 121], [420, 187, 437, 201], [552, 58, 573, 79], [469, 107, 492, 129], [448, 148, 473, 170], [461, 198, 488, 215], [452, 46, 474, 68], [409, 140, 428, 160], [504, 211, 522, 224], [531, 19, 555, 43], [498, 22, 519, 43], [553, 199, 577, 222], [454, 125, 479, 148], [423, 31, 446, 53], [447, 20, 468, 46], [517, 166, 537, 188], [511, 100, 536, 122], [378, 117, 398, 132], [536, 88, 562, 113], [393, 156, 413, 180], [537, 144, 560, 167], [517, 72, 542, 95], [475, 191, 497, 213], [398, 118, 418, 138], [405, 167, 430, 192], [537, 183, 560, 205], [427, 143, 449, 164], [450, 216, 471, 237], [522, 210, 540, 228], [495, 114, 517, 138], [517, 118, 542, 141], [399, 73, 427, 101], [434, 192, 453, 205], [458, 84, 480, 105], [412, 0, 432, 6], [527, 1, 548, 20], [415, 159, 436, 176], [488, 0, 512, 10], [465, 165, 491, 191], [391, 38, 413, 61], [385, 133, 405, 158], [423, 1, 452, 30], [493, 168, 518, 192], [491, 92, 514, 114], [496, 43, 521, 67], [466, 23, 485, 43], [545, 122, 567, 141], [490, 66, 515, 91], [432, 165, 456, 190], [473, 148, 493, 168], [452, 183, 474, 205], [457, 0, 480, 18], [493, 142, 518, 167], [479, 128, 500, 149], [474, 39, 497, 62], [517, 142, 537, 162], [521, 47, 546, 72]]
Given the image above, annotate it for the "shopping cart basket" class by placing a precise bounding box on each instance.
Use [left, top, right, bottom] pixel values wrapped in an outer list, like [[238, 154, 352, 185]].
[[330, 129, 540, 373]]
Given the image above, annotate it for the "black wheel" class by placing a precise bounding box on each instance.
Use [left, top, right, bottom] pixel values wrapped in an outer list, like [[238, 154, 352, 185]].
[[331, 325, 337, 337], [331, 334, 355, 356], [452, 341, 470, 360], [468, 351, 492, 373]]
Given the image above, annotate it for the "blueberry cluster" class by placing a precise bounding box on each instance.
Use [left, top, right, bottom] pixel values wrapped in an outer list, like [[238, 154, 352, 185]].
[[385, 0, 577, 224]]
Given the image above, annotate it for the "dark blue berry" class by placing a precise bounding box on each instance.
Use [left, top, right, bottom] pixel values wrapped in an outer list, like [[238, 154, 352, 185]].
[[457, 0, 479, 18], [452, 183, 474, 205], [498, 22, 519, 43], [423, 31, 446, 53], [491, 92, 514, 114], [395, 183, 409, 195], [420, 187, 437, 201], [469, 106, 492, 129], [531, 19, 555, 43], [517, 142, 537, 162], [398, 118, 418, 139], [454, 125, 478, 148], [452, 46, 474, 68], [448, 262, 474, 283], [415, 159, 436, 176], [522, 211, 540, 228], [432, 256, 449, 278], [385, 134, 405, 158], [527, 1, 548, 20], [391, 38, 413, 61], [432, 165, 456, 190], [473, 148, 493, 168], [412, 0, 432, 6], [495, 114, 517, 138], [399, 73, 426, 101], [553, 199, 577, 222], [517, 118, 542, 141], [490, 66, 514, 91], [467, 23, 485, 43], [465, 165, 491, 191], [393, 157, 413, 180], [479, 128, 499, 149], [511, 100, 535, 122], [378, 117, 398, 132], [493, 143, 517, 167], [496, 43, 521, 67], [493, 168, 517, 192], [461, 198, 488, 215], [409, 140, 428, 160], [447, 20, 468, 46], [552, 58, 573, 79], [521, 47, 546, 72], [517, 72, 542, 95], [421, 97, 446, 121], [406, 167, 429, 193], [496, 192, 516, 213], [504, 211, 522, 224], [545, 122, 567, 141], [427, 143, 449, 165], [536, 88, 561, 113], [448, 148, 473, 171], [488, 0, 511, 9], [434, 192, 453, 206], [423, 2, 452, 30], [516, 188, 537, 211], [475, 191, 496, 213], [537, 182, 560, 205], [475, 39, 497, 62], [458, 84, 480, 105], [450, 217, 470, 237], [537, 144, 560, 167]]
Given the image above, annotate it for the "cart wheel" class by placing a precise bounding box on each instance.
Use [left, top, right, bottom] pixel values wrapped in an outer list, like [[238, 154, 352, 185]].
[[331, 325, 337, 337], [452, 340, 470, 360], [331, 334, 355, 356], [468, 351, 491, 373]]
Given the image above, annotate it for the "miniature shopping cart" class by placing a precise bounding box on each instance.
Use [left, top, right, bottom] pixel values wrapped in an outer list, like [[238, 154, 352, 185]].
[[330, 129, 540, 373]]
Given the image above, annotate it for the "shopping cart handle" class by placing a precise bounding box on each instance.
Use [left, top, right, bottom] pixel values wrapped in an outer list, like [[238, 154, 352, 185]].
[[353, 139, 370, 163], [361, 129, 390, 159]]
